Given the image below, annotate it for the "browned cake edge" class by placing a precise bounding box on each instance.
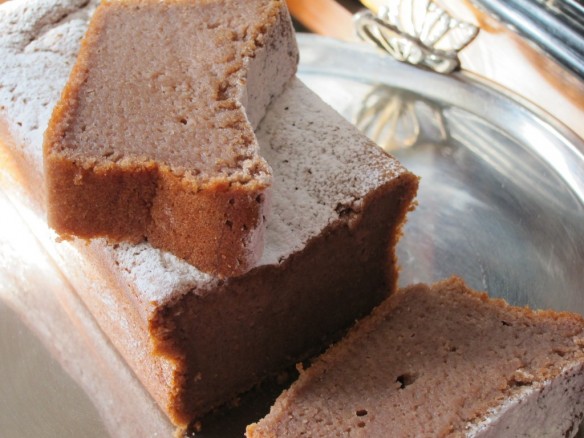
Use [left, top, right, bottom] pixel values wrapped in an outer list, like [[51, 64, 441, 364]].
[[43, 0, 298, 278], [147, 172, 418, 425], [3, 91, 419, 428], [1, 0, 421, 425]]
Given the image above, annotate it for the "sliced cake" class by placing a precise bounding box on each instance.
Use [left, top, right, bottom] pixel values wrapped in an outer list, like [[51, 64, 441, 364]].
[[248, 277, 584, 437], [43, 0, 299, 278], [0, 0, 418, 427]]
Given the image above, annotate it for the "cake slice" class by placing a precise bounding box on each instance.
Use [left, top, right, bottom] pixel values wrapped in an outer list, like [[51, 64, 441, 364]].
[[248, 278, 584, 437], [0, 0, 418, 427], [43, 0, 299, 278]]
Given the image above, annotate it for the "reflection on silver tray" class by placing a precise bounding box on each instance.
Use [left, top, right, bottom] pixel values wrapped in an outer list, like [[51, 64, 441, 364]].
[[1, 34, 583, 436], [298, 34, 584, 314]]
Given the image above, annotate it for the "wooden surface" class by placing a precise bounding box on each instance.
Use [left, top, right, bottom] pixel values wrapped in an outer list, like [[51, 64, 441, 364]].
[[287, 0, 584, 142], [288, 0, 354, 40]]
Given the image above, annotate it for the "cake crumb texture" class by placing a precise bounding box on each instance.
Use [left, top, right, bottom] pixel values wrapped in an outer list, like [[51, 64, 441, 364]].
[[248, 277, 584, 437], [0, 0, 416, 306], [1, 0, 420, 426], [42, 0, 299, 278]]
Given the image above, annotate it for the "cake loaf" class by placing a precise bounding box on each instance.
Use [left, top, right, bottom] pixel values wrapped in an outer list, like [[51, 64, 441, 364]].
[[43, 0, 299, 278], [248, 277, 584, 437], [0, 0, 418, 427]]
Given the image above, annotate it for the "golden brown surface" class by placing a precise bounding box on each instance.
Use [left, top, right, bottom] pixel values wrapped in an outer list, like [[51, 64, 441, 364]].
[[44, 0, 298, 278], [151, 172, 418, 425], [3, 0, 420, 428]]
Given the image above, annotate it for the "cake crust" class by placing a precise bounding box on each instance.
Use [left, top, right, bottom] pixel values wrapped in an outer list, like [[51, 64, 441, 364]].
[[1, 0, 418, 427], [43, 0, 299, 278]]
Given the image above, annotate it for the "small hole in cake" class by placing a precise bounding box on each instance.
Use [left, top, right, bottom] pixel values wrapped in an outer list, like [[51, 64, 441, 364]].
[[242, 224, 248, 231], [356, 409, 368, 417], [179, 117, 188, 125], [225, 220, 233, 229], [216, 81, 229, 100], [229, 198, 235, 205], [335, 203, 356, 218], [357, 421, 366, 428], [501, 320, 512, 326], [255, 194, 263, 203], [509, 378, 530, 387], [396, 373, 417, 389]]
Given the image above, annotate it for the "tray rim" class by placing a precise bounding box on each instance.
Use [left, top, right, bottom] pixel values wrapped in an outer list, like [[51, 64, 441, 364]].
[[297, 33, 584, 203]]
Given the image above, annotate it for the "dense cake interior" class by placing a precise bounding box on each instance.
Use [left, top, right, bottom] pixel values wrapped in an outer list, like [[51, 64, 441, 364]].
[[0, 0, 417, 304], [1, 0, 420, 426], [49, 0, 285, 186], [107, 77, 416, 304], [248, 278, 584, 437], [41, 0, 299, 277]]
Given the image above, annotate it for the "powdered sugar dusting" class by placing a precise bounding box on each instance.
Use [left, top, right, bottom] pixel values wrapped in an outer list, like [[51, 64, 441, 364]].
[[1, 0, 409, 306], [0, 0, 96, 172], [101, 241, 219, 302], [259, 78, 405, 264]]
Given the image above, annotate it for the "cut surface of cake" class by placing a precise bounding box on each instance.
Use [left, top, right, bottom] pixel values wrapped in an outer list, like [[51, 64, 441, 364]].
[[247, 277, 584, 437], [0, 0, 418, 427], [43, 0, 299, 278]]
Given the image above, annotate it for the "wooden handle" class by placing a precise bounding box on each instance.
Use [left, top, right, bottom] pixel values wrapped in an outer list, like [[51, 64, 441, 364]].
[[286, 0, 356, 41]]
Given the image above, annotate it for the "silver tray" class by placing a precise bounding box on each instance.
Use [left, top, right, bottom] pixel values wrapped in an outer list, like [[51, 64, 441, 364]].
[[298, 34, 584, 313], [1, 34, 583, 437]]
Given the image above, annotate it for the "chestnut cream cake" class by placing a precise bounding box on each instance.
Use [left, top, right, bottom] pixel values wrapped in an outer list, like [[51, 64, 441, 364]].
[[43, 0, 299, 278], [248, 278, 584, 438], [0, 0, 418, 427]]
